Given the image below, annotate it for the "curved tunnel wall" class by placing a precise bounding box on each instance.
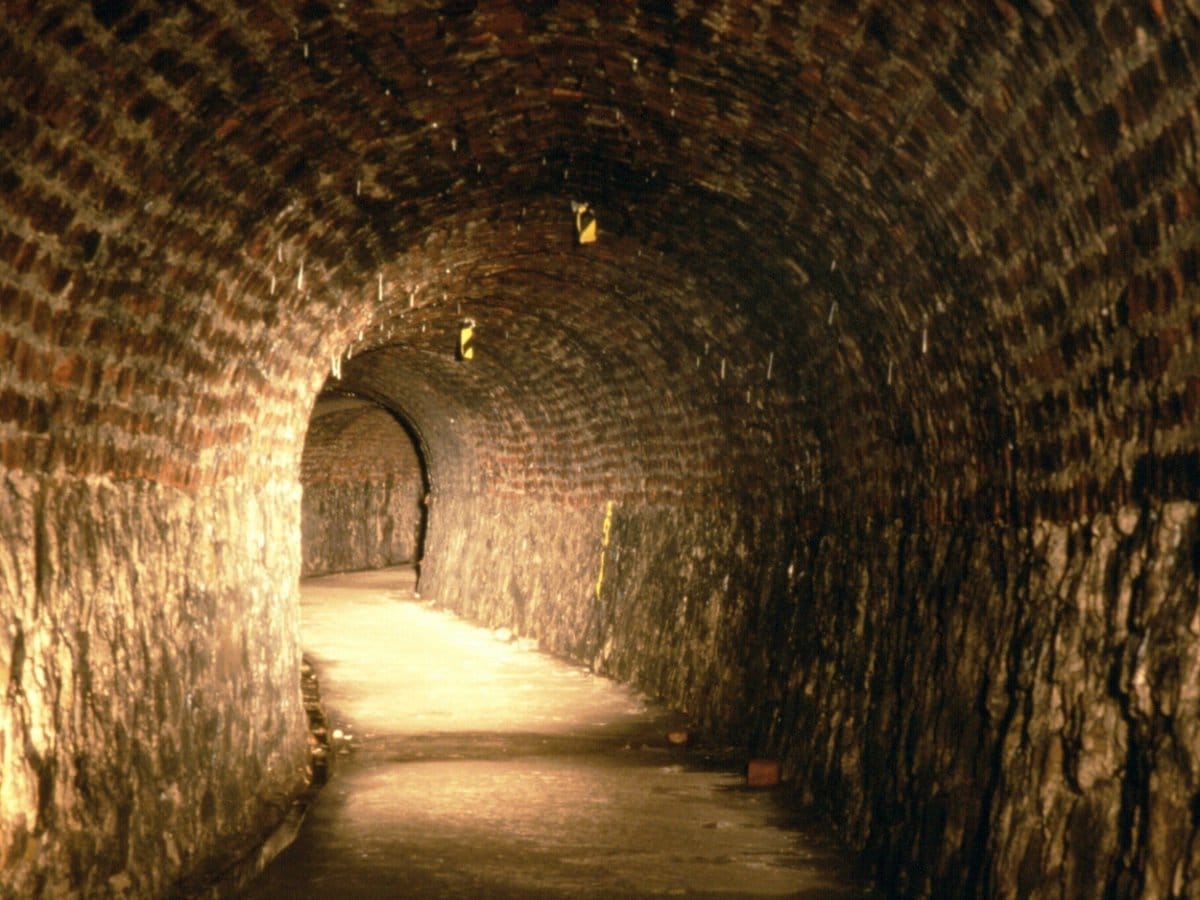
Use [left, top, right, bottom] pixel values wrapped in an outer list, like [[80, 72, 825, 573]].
[[1, 1, 1199, 897]]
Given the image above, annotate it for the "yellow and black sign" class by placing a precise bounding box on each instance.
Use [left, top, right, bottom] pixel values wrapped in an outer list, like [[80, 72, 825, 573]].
[[573, 201, 597, 244], [458, 318, 475, 361]]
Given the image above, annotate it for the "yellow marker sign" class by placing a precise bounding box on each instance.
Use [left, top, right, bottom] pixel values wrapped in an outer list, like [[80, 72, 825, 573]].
[[574, 201, 597, 244], [458, 319, 475, 361], [595, 500, 614, 599]]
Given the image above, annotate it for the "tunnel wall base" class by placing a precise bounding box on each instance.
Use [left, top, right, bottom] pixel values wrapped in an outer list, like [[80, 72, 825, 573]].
[[301, 479, 423, 577], [421, 492, 787, 737], [770, 501, 1200, 898], [0, 472, 310, 898]]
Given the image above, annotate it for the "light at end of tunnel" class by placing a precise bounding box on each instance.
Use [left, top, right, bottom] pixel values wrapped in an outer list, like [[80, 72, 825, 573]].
[[458, 319, 476, 361]]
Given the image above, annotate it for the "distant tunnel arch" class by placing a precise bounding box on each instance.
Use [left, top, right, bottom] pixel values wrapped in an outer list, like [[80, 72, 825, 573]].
[[300, 391, 429, 578]]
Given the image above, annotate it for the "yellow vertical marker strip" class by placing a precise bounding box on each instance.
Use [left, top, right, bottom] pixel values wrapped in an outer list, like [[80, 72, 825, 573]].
[[458, 321, 474, 360], [595, 500, 614, 599]]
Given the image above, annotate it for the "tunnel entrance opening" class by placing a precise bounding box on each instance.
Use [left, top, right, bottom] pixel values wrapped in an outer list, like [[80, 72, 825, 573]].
[[299, 391, 430, 579]]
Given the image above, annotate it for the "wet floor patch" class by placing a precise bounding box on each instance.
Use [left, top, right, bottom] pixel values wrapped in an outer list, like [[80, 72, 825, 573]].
[[242, 568, 878, 898]]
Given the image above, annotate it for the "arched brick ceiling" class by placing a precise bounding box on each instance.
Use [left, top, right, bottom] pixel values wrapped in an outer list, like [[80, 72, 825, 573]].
[[3, 0, 1198, 513]]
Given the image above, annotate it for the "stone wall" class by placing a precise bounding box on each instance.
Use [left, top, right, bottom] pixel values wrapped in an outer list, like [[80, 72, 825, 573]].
[[301, 479, 424, 577], [757, 499, 1200, 898], [0, 472, 309, 898]]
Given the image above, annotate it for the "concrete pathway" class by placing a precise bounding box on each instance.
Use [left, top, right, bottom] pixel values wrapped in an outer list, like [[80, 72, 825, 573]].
[[243, 568, 878, 898]]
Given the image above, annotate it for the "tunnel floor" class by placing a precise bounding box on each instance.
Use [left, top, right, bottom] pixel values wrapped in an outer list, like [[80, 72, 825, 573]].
[[241, 567, 879, 899]]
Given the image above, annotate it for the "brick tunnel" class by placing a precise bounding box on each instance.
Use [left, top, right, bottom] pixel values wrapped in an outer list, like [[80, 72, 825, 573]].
[[2, 1, 1200, 896]]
